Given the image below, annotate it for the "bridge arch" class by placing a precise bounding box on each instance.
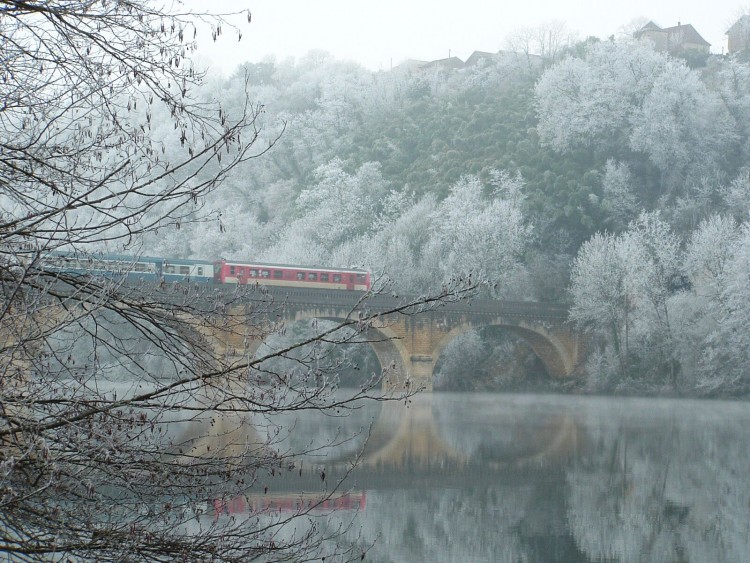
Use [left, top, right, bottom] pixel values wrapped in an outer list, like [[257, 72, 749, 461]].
[[285, 313, 416, 392], [429, 316, 582, 381], [202, 307, 415, 392]]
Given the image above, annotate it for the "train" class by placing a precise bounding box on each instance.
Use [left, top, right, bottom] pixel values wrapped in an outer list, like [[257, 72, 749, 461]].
[[37, 252, 372, 291]]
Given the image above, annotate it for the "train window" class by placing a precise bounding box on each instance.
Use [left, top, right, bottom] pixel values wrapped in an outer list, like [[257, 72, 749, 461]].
[[134, 263, 147, 272], [320, 273, 329, 282], [356, 274, 366, 282], [333, 274, 341, 282], [230, 266, 235, 275], [249, 269, 257, 277], [180, 266, 190, 275], [296, 272, 305, 280], [164, 265, 176, 274], [308, 273, 318, 281], [273, 270, 283, 279], [197, 267, 203, 276], [261, 270, 270, 278]]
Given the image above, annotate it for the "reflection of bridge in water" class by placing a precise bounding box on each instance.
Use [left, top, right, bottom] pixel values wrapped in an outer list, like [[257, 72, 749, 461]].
[[190, 285, 586, 390], [177, 393, 584, 492], [356, 396, 580, 471]]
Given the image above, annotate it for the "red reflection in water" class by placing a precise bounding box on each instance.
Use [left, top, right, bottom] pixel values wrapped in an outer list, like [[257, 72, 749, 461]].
[[211, 492, 366, 518]]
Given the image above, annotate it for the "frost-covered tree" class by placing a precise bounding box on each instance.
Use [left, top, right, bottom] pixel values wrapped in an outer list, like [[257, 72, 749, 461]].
[[535, 39, 744, 222], [678, 218, 750, 393], [719, 223, 750, 386], [359, 193, 439, 292], [569, 231, 645, 378], [0, 2, 478, 560], [429, 174, 532, 297], [505, 20, 577, 65], [261, 159, 388, 265], [570, 212, 679, 383], [629, 62, 737, 190], [534, 40, 668, 153], [622, 213, 681, 383], [572, 208, 750, 392], [684, 215, 738, 300], [671, 215, 740, 389], [716, 58, 750, 159], [721, 168, 750, 221], [600, 160, 639, 231]]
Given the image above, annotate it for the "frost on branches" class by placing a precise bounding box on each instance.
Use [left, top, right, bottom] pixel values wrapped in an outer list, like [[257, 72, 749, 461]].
[[0, 2, 477, 560]]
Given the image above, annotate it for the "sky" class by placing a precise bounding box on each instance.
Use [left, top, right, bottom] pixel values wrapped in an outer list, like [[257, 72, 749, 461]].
[[184, 0, 744, 75]]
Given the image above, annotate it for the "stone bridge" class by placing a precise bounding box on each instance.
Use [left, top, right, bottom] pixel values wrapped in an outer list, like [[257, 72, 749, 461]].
[[200, 286, 585, 391]]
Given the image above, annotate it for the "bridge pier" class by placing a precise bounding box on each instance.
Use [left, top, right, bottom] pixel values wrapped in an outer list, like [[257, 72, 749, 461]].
[[406, 355, 435, 392]]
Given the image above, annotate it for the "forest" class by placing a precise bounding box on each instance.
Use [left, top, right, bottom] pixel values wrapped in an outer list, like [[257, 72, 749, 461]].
[[2, 2, 749, 560], [138, 37, 750, 397]]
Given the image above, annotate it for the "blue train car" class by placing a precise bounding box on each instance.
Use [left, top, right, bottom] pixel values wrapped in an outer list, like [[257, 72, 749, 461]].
[[160, 257, 213, 283], [38, 252, 214, 283]]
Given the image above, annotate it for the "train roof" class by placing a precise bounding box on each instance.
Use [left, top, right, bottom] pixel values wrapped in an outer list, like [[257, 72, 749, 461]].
[[161, 257, 214, 265], [112, 255, 212, 265], [44, 251, 213, 265], [216, 258, 368, 274]]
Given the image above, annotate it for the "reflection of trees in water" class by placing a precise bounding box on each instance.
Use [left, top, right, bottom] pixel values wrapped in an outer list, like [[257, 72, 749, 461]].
[[330, 486, 536, 563], [323, 478, 589, 562], [566, 398, 750, 562]]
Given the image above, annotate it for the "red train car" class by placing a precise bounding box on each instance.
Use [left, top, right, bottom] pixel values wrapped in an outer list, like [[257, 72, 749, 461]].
[[213, 259, 371, 291], [210, 492, 367, 518]]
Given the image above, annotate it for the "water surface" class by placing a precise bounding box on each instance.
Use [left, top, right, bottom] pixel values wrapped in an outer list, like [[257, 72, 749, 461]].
[[271, 392, 750, 562]]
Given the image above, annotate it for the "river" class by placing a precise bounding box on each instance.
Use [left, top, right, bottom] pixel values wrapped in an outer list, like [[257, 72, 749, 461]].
[[220, 392, 750, 562]]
